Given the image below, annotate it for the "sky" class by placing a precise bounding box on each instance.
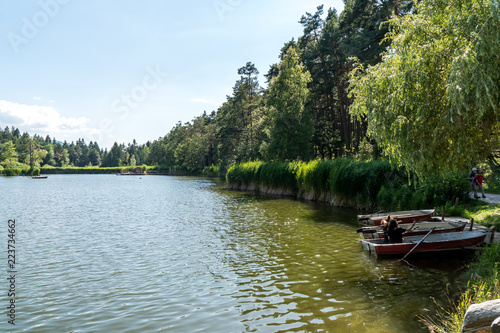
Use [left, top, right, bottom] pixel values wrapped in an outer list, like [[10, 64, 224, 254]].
[[0, 0, 344, 149]]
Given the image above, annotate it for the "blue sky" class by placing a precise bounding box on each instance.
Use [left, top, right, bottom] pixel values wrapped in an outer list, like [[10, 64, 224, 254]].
[[0, 0, 344, 149]]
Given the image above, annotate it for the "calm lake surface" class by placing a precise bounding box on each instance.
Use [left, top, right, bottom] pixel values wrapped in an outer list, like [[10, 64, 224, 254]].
[[0, 174, 470, 332]]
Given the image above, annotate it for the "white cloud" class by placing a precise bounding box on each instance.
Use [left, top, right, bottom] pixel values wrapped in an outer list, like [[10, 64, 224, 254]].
[[0, 99, 101, 140]]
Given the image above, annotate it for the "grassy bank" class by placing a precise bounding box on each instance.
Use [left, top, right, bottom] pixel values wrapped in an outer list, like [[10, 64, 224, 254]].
[[1, 164, 225, 178], [423, 243, 500, 332], [40, 166, 136, 174], [0, 165, 150, 175], [226, 159, 470, 211], [460, 203, 500, 231]]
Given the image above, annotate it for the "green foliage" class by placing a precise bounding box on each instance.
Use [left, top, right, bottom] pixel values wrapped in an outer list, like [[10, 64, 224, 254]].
[[295, 160, 336, 192], [0, 140, 18, 168], [423, 244, 500, 332], [465, 204, 500, 231], [0, 2, 413, 171], [442, 201, 467, 218], [376, 171, 470, 211], [468, 244, 500, 282], [266, 47, 313, 160], [349, 0, 500, 177], [40, 166, 136, 174], [329, 158, 395, 207], [29, 168, 40, 176], [0, 127, 151, 169], [258, 161, 299, 191], [202, 165, 221, 178], [227, 158, 470, 210], [7, 0, 498, 179], [226, 160, 263, 186], [3, 168, 16, 176]]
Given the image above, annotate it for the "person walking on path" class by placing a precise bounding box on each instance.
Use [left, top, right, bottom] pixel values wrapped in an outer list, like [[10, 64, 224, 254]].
[[469, 167, 478, 198], [475, 170, 486, 198]]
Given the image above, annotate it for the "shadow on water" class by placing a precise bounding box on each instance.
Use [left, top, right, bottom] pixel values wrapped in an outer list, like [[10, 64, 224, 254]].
[[215, 186, 474, 333]]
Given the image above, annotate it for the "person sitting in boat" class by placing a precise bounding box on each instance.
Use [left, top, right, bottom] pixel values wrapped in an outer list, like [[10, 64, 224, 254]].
[[387, 219, 407, 243], [381, 215, 391, 244]]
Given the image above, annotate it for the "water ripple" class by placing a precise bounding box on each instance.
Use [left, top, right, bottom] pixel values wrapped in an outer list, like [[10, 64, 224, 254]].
[[0, 175, 467, 332]]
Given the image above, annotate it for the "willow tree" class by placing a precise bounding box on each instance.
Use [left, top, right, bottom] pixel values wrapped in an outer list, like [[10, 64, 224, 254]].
[[349, 0, 500, 177], [266, 46, 313, 160]]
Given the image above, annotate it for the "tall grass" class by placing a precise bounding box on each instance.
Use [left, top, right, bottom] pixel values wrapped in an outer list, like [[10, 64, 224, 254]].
[[329, 159, 396, 207], [226, 158, 469, 210], [258, 161, 298, 190], [226, 160, 263, 186], [422, 244, 500, 332]]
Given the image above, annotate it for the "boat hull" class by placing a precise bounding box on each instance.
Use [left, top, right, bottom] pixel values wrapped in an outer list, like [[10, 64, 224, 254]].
[[361, 231, 486, 256], [358, 209, 435, 226]]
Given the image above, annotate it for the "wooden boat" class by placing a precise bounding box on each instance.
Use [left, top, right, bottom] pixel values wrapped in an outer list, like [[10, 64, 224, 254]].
[[357, 209, 435, 226], [32, 175, 48, 179], [360, 231, 486, 256], [359, 220, 467, 239]]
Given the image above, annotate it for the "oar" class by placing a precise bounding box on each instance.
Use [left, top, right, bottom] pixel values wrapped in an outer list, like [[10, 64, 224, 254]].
[[406, 219, 418, 233], [400, 227, 436, 261]]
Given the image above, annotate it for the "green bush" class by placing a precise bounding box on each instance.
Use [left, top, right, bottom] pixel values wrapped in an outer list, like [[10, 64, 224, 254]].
[[423, 244, 500, 332], [329, 158, 395, 207], [202, 165, 221, 178], [258, 161, 298, 190], [40, 166, 129, 174], [225, 159, 470, 211], [295, 160, 335, 192], [3, 169, 16, 176]]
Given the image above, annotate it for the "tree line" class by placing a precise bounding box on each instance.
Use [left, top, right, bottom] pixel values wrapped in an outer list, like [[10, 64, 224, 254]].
[[149, 0, 415, 171], [0, 126, 156, 170], [2, 0, 498, 178]]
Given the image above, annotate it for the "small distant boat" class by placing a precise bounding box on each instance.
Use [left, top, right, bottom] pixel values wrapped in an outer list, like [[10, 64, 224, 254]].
[[357, 209, 435, 226], [359, 220, 467, 239], [360, 231, 486, 257], [32, 175, 48, 179]]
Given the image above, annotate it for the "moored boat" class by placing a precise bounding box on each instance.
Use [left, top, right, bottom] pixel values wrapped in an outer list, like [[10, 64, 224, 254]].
[[360, 231, 486, 257], [357, 209, 435, 226], [32, 175, 48, 179], [359, 220, 467, 239]]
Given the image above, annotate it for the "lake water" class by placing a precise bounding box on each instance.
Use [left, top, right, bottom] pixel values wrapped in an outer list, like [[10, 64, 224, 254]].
[[0, 174, 470, 332]]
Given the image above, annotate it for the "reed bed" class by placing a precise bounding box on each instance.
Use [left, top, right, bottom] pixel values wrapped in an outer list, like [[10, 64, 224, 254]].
[[226, 158, 470, 210]]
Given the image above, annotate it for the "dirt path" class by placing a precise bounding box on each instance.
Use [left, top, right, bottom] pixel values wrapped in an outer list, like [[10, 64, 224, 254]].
[[473, 193, 500, 205]]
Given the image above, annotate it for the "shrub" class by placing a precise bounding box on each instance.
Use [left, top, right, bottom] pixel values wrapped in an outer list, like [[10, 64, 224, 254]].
[[3, 169, 16, 176], [225, 159, 470, 211], [329, 158, 395, 208]]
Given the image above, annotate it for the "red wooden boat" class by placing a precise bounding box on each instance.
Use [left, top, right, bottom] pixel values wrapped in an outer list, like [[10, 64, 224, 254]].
[[359, 220, 467, 239], [32, 175, 48, 179], [357, 209, 435, 226], [360, 231, 486, 257]]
